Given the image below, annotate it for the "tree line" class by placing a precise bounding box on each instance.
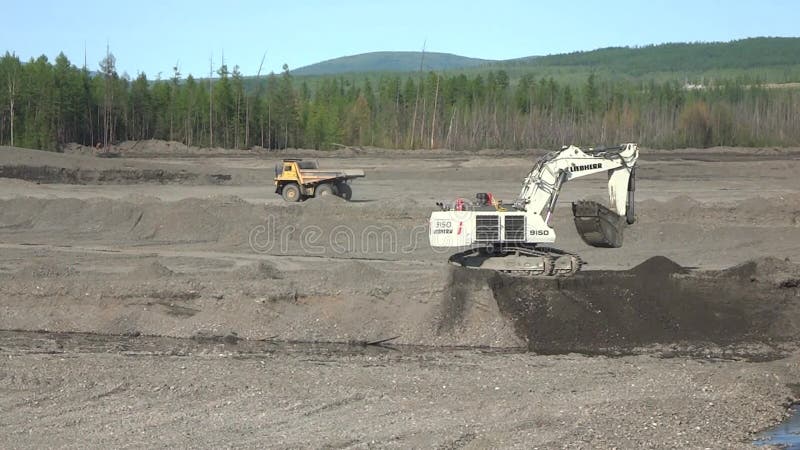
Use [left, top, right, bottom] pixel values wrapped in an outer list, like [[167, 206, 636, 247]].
[[1, 51, 799, 152], [521, 37, 800, 75]]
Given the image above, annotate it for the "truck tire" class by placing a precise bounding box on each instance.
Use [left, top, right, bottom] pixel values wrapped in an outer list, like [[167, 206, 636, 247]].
[[282, 183, 301, 202], [336, 182, 352, 200], [315, 183, 334, 197]]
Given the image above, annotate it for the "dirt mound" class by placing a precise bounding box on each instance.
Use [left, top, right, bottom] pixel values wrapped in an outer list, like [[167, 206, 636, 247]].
[[130, 260, 175, 279], [485, 257, 800, 354], [11, 197, 145, 233], [722, 256, 800, 287], [231, 261, 283, 280], [301, 193, 348, 210], [14, 261, 77, 279], [637, 194, 800, 226], [0, 195, 430, 260], [0, 164, 231, 185], [126, 196, 260, 244], [630, 255, 688, 276], [63, 140, 245, 157], [113, 140, 247, 156], [0, 196, 266, 248], [370, 197, 422, 218], [329, 261, 384, 285], [61, 142, 96, 156], [0, 146, 232, 185]]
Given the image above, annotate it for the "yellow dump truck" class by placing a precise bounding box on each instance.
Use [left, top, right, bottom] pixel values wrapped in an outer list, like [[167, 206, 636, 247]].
[[274, 159, 365, 202]]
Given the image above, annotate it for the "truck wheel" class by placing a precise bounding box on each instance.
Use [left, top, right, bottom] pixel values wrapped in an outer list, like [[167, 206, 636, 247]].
[[315, 183, 334, 197], [282, 183, 301, 202], [336, 183, 352, 200]]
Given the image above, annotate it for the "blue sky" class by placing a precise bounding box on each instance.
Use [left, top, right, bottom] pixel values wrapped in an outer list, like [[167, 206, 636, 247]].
[[2, 0, 798, 78]]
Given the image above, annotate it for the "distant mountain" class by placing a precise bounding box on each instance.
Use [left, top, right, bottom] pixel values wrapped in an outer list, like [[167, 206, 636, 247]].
[[291, 51, 495, 76], [501, 37, 800, 74], [287, 37, 800, 84]]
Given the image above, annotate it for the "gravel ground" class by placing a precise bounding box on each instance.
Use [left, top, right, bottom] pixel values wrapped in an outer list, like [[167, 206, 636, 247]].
[[1, 332, 798, 448], [1, 143, 800, 447]]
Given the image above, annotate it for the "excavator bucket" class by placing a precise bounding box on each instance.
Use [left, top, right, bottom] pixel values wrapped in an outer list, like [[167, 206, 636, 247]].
[[572, 200, 626, 248]]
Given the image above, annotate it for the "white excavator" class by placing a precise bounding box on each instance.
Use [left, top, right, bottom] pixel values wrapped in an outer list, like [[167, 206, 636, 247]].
[[429, 143, 639, 276]]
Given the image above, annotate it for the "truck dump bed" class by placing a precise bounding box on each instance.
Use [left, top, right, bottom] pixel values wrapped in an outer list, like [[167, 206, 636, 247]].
[[298, 169, 365, 184]]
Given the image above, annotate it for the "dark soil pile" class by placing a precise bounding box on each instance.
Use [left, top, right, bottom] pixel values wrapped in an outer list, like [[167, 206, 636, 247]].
[[486, 256, 800, 354]]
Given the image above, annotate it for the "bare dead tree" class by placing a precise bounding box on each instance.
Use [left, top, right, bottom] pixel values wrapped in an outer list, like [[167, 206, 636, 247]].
[[171, 60, 180, 143], [6, 62, 17, 147], [409, 40, 425, 149], [445, 106, 456, 149], [209, 55, 213, 148], [99, 44, 116, 151], [430, 72, 440, 149], [246, 52, 267, 149]]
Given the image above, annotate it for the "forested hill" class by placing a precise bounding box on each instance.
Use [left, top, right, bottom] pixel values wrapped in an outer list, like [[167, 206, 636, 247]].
[[497, 37, 800, 75], [291, 51, 494, 75], [289, 37, 800, 80]]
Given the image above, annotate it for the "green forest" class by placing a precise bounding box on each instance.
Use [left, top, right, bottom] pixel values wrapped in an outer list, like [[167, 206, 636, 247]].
[[1, 42, 799, 152]]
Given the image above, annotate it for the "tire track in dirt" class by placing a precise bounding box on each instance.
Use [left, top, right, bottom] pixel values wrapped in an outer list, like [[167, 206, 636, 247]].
[[0, 242, 429, 271]]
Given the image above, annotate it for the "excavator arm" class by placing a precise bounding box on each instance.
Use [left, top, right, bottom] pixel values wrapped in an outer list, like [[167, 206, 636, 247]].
[[512, 143, 638, 248], [513, 143, 638, 223]]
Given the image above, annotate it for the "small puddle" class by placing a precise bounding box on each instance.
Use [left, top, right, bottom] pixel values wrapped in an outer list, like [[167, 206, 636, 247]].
[[755, 404, 800, 449]]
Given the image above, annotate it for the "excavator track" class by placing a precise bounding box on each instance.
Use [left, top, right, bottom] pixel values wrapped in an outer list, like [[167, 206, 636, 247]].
[[448, 245, 583, 277], [538, 247, 585, 276]]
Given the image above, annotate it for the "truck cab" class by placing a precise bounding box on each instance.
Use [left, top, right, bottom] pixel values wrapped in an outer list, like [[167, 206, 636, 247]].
[[274, 159, 317, 184]]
